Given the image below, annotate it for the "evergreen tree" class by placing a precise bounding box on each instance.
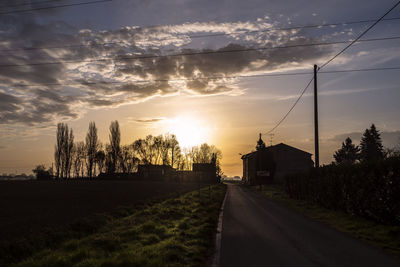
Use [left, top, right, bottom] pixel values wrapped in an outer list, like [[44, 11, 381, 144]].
[[333, 137, 359, 164], [359, 124, 384, 162]]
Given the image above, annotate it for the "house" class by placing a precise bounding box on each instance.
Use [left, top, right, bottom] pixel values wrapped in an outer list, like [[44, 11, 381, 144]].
[[192, 162, 218, 182], [137, 162, 218, 183], [241, 135, 314, 184], [137, 164, 175, 180]]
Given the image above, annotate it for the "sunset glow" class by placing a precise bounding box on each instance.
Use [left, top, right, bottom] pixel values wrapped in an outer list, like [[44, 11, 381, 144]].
[[164, 116, 210, 148]]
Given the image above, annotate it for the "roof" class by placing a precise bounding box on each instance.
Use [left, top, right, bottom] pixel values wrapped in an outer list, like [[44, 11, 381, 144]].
[[241, 143, 312, 159], [138, 164, 174, 169]]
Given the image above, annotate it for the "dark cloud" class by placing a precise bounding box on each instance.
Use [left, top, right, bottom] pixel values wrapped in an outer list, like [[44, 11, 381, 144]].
[[0, 15, 338, 125], [0, 89, 78, 125], [0, 91, 21, 113], [134, 118, 165, 123]]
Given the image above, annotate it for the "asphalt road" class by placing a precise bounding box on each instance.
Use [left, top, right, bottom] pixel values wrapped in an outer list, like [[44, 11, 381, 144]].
[[219, 184, 400, 267]]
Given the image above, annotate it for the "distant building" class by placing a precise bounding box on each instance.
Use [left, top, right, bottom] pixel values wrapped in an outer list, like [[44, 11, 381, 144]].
[[192, 162, 218, 182], [137, 163, 218, 183], [193, 163, 216, 173], [241, 135, 314, 185], [137, 164, 175, 180]]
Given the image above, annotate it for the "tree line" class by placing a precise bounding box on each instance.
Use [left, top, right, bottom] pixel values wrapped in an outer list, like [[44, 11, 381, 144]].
[[38, 120, 222, 179], [333, 124, 398, 165]]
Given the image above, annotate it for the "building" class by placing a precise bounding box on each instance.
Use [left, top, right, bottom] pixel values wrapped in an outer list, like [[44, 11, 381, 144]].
[[241, 135, 314, 184], [137, 162, 218, 183], [192, 162, 218, 182], [137, 164, 175, 180]]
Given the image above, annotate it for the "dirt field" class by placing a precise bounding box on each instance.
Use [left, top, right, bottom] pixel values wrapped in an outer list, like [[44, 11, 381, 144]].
[[0, 180, 205, 242]]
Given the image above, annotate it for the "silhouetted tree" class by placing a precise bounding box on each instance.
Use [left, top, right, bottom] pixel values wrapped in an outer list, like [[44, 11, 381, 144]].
[[192, 143, 223, 176], [256, 133, 266, 151], [109, 121, 121, 173], [54, 123, 74, 178], [160, 134, 172, 165], [169, 135, 180, 168], [95, 149, 106, 175], [73, 141, 86, 178], [54, 123, 66, 178], [33, 165, 52, 180], [133, 138, 149, 164], [360, 124, 384, 162], [120, 145, 138, 173], [153, 135, 163, 164], [181, 148, 193, 170], [333, 137, 359, 164], [85, 121, 98, 178], [64, 127, 74, 178], [105, 144, 113, 173]]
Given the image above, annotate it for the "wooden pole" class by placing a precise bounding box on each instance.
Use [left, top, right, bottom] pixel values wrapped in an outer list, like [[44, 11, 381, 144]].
[[314, 64, 320, 168]]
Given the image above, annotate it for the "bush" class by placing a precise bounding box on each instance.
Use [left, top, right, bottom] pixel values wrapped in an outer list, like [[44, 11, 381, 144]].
[[285, 156, 400, 225], [32, 165, 53, 180]]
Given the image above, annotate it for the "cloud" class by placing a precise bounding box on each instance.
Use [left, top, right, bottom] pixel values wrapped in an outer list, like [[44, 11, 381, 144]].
[[133, 117, 166, 123], [0, 14, 347, 126]]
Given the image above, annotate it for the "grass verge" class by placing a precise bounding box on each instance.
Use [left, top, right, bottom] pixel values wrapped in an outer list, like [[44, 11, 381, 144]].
[[251, 184, 400, 257], [8, 184, 226, 267]]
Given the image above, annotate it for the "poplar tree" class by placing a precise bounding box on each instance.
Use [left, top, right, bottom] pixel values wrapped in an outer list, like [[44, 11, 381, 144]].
[[86, 121, 98, 178], [109, 120, 121, 173]]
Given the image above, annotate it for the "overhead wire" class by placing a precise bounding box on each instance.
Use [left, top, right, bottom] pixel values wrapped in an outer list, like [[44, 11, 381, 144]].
[[1, 17, 400, 52], [6, 66, 400, 88], [263, 77, 314, 135], [0, 0, 111, 15], [319, 0, 400, 69], [262, 0, 400, 135], [1, 35, 400, 67], [0, 0, 66, 9]]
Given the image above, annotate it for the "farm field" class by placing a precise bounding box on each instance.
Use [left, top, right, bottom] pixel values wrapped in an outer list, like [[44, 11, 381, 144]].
[[12, 184, 226, 266], [0, 180, 206, 242]]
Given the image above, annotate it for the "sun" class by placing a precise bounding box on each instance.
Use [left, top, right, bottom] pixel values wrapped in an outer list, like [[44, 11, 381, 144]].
[[165, 116, 209, 148]]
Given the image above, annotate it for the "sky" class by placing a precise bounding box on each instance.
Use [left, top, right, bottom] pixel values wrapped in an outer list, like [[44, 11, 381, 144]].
[[0, 0, 400, 176]]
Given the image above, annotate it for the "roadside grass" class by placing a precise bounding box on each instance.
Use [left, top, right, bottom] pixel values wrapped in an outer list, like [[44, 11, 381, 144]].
[[12, 184, 226, 267], [251, 184, 400, 257]]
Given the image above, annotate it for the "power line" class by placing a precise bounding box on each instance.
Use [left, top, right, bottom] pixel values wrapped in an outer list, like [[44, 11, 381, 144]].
[[263, 77, 314, 135], [2, 17, 400, 53], [0, 0, 64, 9], [320, 66, 400, 74], [7, 66, 400, 88], [262, 0, 400, 136], [0, 0, 111, 15], [319, 0, 400, 69], [2, 35, 400, 68]]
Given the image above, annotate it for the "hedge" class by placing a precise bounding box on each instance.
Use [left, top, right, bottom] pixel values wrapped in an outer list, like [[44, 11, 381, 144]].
[[285, 156, 400, 225]]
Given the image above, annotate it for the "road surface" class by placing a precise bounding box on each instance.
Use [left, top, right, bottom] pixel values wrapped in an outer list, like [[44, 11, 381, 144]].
[[219, 184, 400, 267]]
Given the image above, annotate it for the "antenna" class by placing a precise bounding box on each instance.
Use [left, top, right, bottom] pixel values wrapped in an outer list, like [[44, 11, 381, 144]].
[[269, 133, 274, 146]]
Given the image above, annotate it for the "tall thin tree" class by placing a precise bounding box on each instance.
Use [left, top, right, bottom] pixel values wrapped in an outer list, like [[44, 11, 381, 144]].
[[109, 120, 121, 174], [54, 123, 66, 179], [86, 121, 98, 178]]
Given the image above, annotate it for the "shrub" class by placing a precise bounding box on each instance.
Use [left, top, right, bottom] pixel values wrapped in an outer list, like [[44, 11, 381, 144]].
[[285, 156, 400, 225]]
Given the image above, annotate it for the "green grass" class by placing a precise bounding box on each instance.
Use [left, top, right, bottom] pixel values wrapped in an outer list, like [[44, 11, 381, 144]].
[[251, 184, 400, 257], [11, 184, 226, 267]]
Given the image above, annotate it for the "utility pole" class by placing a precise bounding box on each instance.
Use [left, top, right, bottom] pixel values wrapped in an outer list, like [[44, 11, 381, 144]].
[[314, 64, 319, 168]]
